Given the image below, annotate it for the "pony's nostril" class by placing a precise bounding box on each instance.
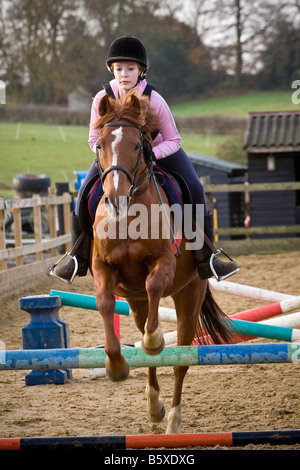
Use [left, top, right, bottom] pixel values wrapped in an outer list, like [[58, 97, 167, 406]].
[[104, 195, 129, 219], [105, 196, 118, 212]]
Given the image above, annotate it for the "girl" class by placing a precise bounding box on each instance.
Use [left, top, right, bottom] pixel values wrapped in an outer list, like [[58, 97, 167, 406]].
[[51, 36, 239, 283]]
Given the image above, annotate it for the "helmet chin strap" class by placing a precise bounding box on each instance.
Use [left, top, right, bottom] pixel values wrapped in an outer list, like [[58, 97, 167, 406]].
[[136, 71, 146, 85], [139, 71, 146, 80]]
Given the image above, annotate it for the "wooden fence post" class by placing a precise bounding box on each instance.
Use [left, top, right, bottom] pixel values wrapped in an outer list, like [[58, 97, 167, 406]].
[[47, 187, 58, 257], [62, 193, 71, 252], [201, 176, 212, 213], [0, 198, 6, 272], [13, 196, 23, 267], [32, 194, 42, 262]]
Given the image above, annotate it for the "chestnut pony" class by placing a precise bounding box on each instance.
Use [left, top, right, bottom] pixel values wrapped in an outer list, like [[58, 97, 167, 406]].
[[91, 92, 231, 433]]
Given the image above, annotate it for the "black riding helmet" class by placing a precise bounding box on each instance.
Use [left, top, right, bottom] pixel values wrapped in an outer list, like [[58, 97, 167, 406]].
[[106, 36, 148, 78]]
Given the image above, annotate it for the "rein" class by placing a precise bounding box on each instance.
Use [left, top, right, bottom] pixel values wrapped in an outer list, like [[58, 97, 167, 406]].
[[96, 121, 153, 200]]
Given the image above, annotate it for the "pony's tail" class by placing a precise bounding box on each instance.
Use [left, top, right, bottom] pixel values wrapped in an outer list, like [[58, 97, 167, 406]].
[[196, 284, 233, 345]]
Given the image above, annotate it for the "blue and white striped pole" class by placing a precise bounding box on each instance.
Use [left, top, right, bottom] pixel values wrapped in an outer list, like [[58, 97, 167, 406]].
[[1, 343, 300, 371]]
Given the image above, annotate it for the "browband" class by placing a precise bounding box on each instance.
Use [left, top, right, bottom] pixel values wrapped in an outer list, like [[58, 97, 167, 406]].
[[103, 121, 140, 129]]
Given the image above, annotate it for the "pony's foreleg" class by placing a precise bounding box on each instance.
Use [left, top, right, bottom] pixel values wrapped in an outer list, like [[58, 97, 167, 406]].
[[146, 368, 165, 423], [142, 254, 175, 356], [166, 366, 188, 434], [128, 299, 165, 425], [101, 293, 129, 382], [166, 278, 206, 434], [93, 260, 129, 382]]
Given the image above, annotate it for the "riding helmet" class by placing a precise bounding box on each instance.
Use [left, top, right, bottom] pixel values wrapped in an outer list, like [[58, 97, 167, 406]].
[[106, 36, 148, 72]]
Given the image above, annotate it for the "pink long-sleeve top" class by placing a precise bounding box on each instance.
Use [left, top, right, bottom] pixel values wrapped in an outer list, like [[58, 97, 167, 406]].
[[88, 79, 181, 160]]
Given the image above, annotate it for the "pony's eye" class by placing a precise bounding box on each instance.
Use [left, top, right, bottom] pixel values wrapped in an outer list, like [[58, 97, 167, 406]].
[[96, 143, 102, 150], [135, 143, 141, 151]]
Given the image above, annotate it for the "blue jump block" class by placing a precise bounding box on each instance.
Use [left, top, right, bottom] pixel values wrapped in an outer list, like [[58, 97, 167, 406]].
[[20, 295, 72, 385]]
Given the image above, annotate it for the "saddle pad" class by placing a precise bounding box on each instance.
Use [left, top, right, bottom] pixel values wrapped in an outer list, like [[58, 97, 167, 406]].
[[153, 167, 183, 211], [153, 167, 183, 254], [88, 177, 103, 222]]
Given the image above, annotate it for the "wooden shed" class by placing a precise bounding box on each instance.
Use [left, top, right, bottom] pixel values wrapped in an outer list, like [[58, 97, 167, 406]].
[[68, 86, 91, 112], [244, 111, 300, 229], [189, 152, 247, 234]]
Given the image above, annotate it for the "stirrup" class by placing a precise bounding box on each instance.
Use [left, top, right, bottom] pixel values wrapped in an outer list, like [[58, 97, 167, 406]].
[[209, 248, 240, 282], [49, 252, 78, 284]]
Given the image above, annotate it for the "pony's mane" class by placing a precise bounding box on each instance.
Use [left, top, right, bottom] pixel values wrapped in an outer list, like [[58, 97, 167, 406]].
[[93, 91, 160, 136]]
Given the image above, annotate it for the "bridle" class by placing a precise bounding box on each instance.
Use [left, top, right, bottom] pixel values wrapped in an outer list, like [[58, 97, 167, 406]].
[[96, 120, 182, 257], [96, 121, 154, 201]]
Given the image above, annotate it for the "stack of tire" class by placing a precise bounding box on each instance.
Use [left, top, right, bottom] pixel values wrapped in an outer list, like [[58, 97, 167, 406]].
[[13, 173, 51, 198], [9, 174, 51, 234]]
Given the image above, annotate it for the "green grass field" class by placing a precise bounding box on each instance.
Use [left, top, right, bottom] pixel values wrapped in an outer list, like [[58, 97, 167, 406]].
[[171, 90, 295, 117], [0, 123, 92, 198], [1, 90, 295, 199], [0, 123, 231, 199]]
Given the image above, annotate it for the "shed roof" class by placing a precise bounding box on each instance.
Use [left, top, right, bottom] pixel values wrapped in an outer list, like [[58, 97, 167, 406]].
[[68, 86, 91, 99], [189, 152, 246, 174], [244, 111, 300, 153]]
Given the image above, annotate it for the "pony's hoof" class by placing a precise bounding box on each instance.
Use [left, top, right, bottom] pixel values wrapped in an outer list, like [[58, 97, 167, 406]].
[[149, 399, 165, 423], [166, 405, 181, 434], [141, 337, 165, 356], [142, 325, 165, 356], [105, 358, 129, 382], [146, 385, 165, 424]]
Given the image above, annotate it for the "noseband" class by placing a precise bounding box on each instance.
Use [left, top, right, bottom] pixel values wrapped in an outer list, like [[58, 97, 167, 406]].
[[96, 121, 153, 200]]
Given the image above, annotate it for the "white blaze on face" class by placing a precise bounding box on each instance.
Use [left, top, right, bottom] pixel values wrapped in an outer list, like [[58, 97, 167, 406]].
[[111, 127, 123, 191]]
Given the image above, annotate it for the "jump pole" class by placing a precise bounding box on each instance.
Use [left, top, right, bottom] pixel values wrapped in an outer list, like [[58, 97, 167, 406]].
[[50, 290, 176, 322], [209, 279, 295, 303], [49, 289, 300, 349], [261, 311, 300, 329], [160, 315, 300, 347], [93, 313, 300, 377], [1, 343, 300, 370], [2, 429, 300, 450], [50, 290, 300, 324], [218, 313, 300, 342], [230, 295, 300, 322]]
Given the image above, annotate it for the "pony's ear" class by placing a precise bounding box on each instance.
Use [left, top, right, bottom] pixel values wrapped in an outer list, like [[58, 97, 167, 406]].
[[127, 93, 142, 114], [99, 95, 114, 116]]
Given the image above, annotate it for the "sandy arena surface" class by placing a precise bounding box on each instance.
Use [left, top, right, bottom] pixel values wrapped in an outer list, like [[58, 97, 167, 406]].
[[1, 252, 300, 451]]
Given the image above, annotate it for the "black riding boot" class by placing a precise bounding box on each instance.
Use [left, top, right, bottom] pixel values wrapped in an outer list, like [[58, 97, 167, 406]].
[[50, 212, 90, 283], [195, 213, 239, 281]]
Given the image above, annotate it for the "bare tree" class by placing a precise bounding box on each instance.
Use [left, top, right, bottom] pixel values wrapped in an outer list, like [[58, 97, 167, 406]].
[[185, 0, 299, 87], [2, 0, 92, 103]]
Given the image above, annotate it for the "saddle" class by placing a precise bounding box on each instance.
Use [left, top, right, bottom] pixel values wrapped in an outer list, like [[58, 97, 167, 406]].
[[78, 168, 192, 243]]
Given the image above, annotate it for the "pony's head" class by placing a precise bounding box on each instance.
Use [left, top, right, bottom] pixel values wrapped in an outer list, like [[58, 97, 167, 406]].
[[94, 92, 160, 219], [94, 90, 159, 136]]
